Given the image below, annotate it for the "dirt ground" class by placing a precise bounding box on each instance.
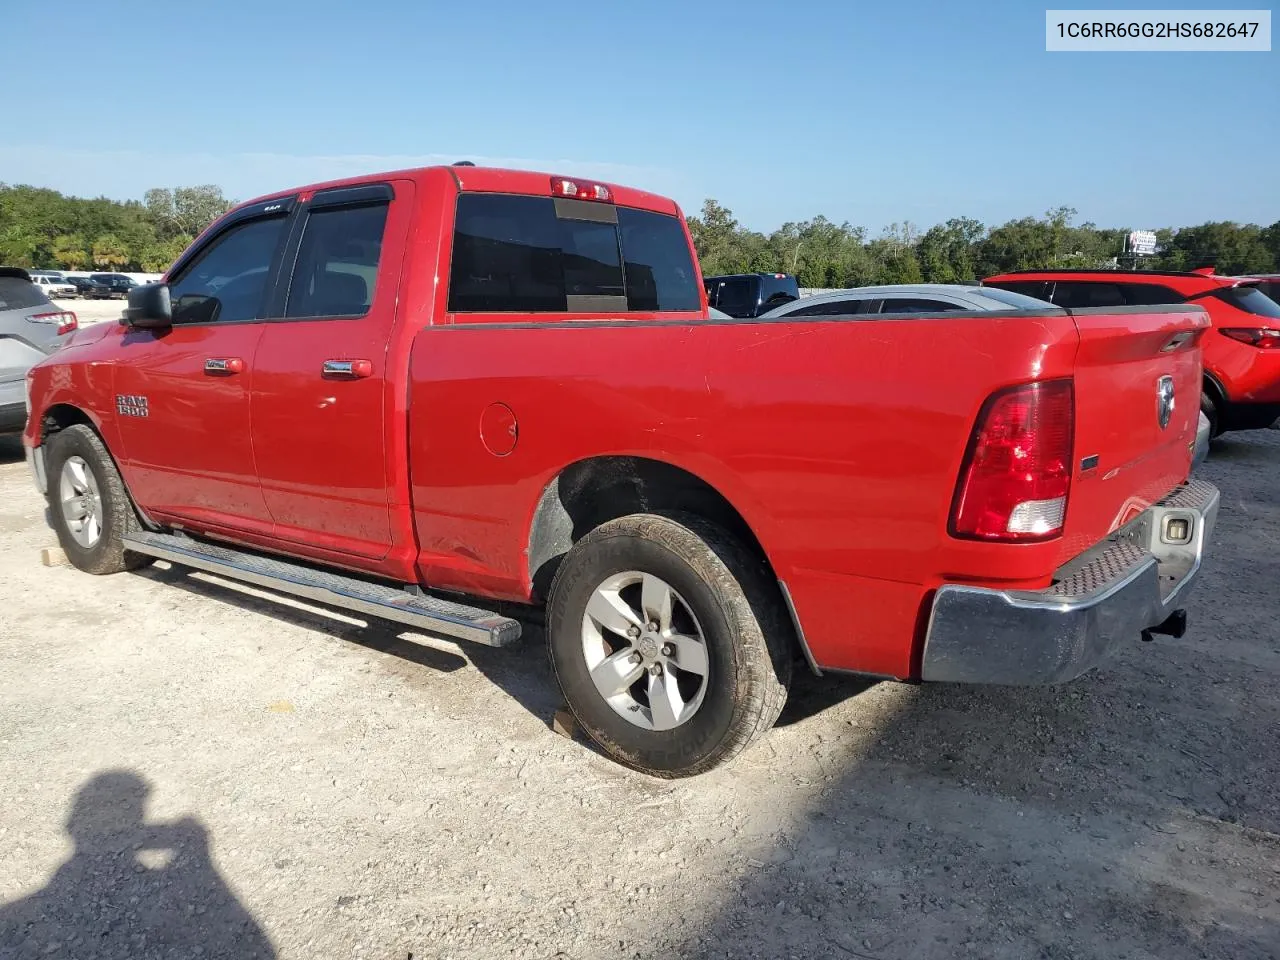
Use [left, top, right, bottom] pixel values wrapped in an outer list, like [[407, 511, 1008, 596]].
[[1, 429, 1277, 960]]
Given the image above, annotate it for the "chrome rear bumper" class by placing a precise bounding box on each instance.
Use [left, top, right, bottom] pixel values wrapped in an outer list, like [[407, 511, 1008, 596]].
[[921, 479, 1219, 685]]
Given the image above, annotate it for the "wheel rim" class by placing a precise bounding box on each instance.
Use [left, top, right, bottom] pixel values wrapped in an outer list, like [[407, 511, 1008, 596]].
[[59, 456, 104, 549], [580, 571, 710, 731]]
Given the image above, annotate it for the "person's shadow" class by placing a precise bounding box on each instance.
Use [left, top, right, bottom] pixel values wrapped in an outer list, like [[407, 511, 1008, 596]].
[[0, 770, 274, 959]]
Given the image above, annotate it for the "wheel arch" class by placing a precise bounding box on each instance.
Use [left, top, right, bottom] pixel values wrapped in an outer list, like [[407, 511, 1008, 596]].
[[525, 455, 778, 604]]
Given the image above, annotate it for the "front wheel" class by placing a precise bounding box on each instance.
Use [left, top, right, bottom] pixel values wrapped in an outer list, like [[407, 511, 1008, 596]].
[[547, 514, 792, 778], [45, 424, 151, 574]]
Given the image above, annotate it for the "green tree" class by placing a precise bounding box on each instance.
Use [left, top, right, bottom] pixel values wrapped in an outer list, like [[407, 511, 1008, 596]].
[[139, 235, 192, 273], [0, 225, 40, 267], [92, 234, 129, 270], [52, 233, 90, 270]]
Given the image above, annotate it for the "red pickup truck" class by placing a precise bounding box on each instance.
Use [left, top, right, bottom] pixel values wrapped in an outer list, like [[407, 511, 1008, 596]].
[[23, 165, 1220, 777]]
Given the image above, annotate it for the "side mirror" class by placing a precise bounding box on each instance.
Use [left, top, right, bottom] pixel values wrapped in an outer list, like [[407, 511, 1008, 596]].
[[122, 283, 173, 329]]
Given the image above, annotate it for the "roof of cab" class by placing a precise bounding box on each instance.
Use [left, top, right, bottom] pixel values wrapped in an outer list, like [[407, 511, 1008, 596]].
[[236, 165, 680, 218]]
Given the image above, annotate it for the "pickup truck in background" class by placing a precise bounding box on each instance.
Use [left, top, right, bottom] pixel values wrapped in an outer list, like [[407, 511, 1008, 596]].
[[704, 271, 799, 317], [23, 165, 1220, 777]]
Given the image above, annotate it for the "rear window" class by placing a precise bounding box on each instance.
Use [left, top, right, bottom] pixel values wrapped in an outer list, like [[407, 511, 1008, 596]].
[[707, 278, 757, 317], [0, 277, 52, 310], [1213, 286, 1280, 320], [447, 194, 699, 313]]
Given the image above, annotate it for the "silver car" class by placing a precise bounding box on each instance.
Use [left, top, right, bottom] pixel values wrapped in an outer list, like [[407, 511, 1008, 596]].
[[759, 283, 1058, 318], [1, 268, 78, 434]]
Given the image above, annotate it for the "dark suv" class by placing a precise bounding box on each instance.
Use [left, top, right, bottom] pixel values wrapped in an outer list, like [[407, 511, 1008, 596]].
[[984, 268, 1280, 436], [704, 272, 799, 318], [88, 273, 138, 299]]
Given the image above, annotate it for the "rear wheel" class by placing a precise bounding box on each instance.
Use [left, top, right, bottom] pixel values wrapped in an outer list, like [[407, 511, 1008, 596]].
[[547, 514, 791, 778], [45, 424, 151, 575]]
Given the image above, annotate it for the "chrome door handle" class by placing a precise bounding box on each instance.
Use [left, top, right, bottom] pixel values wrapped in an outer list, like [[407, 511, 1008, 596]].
[[204, 357, 244, 374], [322, 359, 373, 379]]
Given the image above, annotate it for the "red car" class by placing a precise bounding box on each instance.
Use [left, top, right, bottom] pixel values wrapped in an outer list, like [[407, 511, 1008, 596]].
[[984, 268, 1280, 436], [23, 165, 1219, 777]]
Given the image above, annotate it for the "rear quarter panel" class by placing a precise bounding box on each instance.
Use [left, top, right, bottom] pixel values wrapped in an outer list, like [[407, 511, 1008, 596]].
[[407, 310, 1090, 677]]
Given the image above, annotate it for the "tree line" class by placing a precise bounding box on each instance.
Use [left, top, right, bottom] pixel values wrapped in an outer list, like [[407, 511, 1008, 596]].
[[0, 184, 233, 273], [688, 199, 1280, 286], [3, 182, 1278, 283]]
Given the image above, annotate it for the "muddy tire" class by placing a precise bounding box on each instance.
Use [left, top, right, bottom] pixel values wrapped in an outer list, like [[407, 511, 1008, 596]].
[[44, 424, 151, 575], [547, 513, 792, 778]]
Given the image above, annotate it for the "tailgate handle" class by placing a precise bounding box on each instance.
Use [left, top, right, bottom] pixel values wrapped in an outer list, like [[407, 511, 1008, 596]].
[[1161, 331, 1194, 352], [322, 359, 373, 379], [204, 357, 244, 375]]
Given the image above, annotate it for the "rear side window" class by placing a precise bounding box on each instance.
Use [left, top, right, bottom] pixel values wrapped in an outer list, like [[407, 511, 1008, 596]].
[[784, 298, 867, 317], [1212, 286, 1280, 319], [285, 203, 389, 319], [878, 298, 965, 313], [1119, 283, 1183, 305], [985, 280, 1050, 300], [448, 195, 700, 313], [0, 277, 52, 310], [1050, 282, 1125, 308], [977, 287, 1056, 309]]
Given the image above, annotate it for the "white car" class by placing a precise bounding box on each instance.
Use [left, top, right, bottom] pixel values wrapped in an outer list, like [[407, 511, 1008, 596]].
[[30, 274, 78, 299]]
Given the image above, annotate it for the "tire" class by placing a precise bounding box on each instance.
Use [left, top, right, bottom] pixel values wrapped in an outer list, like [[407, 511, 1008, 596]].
[[547, 513, 792, 778], [45, 424, 151, 575], [1201, 390, 1222, 439]]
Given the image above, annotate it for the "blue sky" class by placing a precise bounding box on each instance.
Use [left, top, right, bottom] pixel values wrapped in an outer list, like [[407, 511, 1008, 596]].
[[5, 0, 1277, 232]]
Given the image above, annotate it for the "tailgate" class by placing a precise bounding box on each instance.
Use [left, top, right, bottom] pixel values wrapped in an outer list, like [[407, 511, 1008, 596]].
[[1063, 305, 1210, 552]]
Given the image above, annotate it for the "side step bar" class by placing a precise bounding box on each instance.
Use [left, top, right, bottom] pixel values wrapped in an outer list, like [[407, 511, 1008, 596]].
[[122, 530, 521, 647]]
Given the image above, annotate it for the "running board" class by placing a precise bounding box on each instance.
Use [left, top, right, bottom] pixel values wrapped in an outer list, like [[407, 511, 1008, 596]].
[[122, 530, 521, 647]]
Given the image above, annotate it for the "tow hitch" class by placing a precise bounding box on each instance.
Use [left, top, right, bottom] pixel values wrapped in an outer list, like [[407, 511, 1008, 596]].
[[1141, 608, 1188, 642]]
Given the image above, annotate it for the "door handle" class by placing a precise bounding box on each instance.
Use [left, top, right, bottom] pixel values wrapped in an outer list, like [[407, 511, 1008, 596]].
[[204, 358, 244, 374], [322, 359, 373, 379]]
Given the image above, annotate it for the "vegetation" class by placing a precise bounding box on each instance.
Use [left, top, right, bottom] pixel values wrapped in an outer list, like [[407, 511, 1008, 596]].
[[688, 200, 1280, 286], [3, 181, 1278, 284], [0, 184, 232, 273]]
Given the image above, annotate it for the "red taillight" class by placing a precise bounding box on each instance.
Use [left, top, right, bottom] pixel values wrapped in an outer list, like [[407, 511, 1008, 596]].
[[1220, 327, 1280, 349], [550, 176, 612, 203], [29, 311, 78, 336], [950, 380, 1075, 542]]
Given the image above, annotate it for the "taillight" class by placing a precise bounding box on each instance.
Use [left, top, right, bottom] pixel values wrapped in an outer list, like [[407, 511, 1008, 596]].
[[28, 311, 78, 336], [950, 380, 1075, 542], [1220, 328, 1280, 349], [550, 176, 612, 202]]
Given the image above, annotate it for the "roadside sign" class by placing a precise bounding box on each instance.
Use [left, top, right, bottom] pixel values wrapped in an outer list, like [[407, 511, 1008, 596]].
[[1128, 230, 1158, 256]]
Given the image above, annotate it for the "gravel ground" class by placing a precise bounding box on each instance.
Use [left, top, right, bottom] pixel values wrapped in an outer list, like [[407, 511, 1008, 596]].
[[0, 430, 1277, 960]]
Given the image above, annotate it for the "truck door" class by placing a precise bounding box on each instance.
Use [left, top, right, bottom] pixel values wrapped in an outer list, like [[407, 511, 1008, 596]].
[[249, 182, 413, 561], [111, 203, 293, 532]]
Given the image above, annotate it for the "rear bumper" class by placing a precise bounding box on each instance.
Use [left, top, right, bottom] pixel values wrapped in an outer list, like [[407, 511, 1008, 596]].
[[921, 479, 1219, 685]]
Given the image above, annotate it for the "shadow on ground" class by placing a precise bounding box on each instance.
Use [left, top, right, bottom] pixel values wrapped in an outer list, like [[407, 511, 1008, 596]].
[[0, 771, 274, 959]]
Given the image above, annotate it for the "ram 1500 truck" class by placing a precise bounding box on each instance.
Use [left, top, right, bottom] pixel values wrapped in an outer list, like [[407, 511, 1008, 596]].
[[23, 165, 1220, 777]]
